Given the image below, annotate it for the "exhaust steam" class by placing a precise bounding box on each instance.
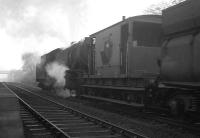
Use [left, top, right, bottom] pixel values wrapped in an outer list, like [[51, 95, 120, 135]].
[[45, 62, 71, 98]]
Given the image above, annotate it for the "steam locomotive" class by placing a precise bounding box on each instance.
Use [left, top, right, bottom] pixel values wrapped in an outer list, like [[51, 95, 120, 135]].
[[36, 0, 200, 116]]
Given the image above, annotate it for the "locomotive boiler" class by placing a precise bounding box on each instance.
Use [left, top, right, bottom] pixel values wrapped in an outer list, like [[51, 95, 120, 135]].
[[146, 0, 200, 116]]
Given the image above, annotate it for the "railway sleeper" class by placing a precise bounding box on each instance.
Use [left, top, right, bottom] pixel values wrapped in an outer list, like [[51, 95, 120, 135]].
[[47, 117, 81, 120], [67, 130, 114, 137], [62, 125, 106, 132], [26, 124, 45, 129], [39, 112, 73, 116], [42, 114, 76, 118], [76, 134, 124, 138], [29, 128, 51, 134], [35, 109, 69, 113], [31, 132, 54, 138], [68, 131, 114, 137], [31, 106, 60, 109], [57, 123, 95, 129], [55, 122, 94, 127], [50, 120, 87, 124]]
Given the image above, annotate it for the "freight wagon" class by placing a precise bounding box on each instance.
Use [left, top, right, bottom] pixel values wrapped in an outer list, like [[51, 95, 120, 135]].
[[81, 15, 162, 107]]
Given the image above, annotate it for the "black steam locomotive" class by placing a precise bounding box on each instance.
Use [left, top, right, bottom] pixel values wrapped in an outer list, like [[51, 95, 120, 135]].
[[36, 0, 200, 116]]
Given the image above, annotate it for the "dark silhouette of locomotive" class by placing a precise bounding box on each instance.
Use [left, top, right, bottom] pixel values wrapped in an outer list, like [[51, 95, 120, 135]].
[[36, 0, 200, 116]]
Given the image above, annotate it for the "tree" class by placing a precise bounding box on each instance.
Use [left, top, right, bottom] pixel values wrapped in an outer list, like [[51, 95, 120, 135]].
[[22, 53, 39, 72], [21, 52, 40, 84], [144, 0, 186, 15]]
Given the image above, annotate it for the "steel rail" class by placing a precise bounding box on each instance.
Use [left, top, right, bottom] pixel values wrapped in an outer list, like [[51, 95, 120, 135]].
[[4, 83, 72, 138], [6, 82, 148, 138]]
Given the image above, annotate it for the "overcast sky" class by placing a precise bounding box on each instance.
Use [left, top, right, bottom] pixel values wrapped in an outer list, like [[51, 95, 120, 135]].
[[0, 0, 172, 71]]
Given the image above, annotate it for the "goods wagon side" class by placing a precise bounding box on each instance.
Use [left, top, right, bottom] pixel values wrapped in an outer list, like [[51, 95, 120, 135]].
[[81, 15, 162, 108]]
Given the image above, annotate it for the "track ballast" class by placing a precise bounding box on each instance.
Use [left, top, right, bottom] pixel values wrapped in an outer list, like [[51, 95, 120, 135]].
[[5, 82, 147, 138]]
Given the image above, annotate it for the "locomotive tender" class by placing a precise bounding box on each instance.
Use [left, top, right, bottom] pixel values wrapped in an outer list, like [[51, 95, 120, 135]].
[[36, 0, 200, 116]]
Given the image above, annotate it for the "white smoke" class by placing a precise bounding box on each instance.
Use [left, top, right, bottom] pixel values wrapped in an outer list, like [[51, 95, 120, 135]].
[[56, 89, 71, 98], [7, 52, 40, 84], [46, 62, 67, 87], [0, 0, 88, 70], [45, 62, 71, 98]]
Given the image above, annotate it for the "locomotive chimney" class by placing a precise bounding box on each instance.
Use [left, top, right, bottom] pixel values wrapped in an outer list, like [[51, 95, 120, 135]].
[[122, 16, 126, 21]]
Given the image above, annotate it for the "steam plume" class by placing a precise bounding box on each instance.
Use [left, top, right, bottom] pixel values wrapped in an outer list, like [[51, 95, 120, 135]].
[[45, 62, 71, 98]]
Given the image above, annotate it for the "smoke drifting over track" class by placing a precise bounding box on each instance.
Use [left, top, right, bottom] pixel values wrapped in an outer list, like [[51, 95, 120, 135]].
[[7, 52, 40, 84]]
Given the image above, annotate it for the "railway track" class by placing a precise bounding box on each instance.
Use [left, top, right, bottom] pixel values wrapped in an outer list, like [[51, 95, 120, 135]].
[[4, 82, 147, 138], [81, 95, 200, 136], [20, 104, 55, 138], [80, 94, 200, 135]]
